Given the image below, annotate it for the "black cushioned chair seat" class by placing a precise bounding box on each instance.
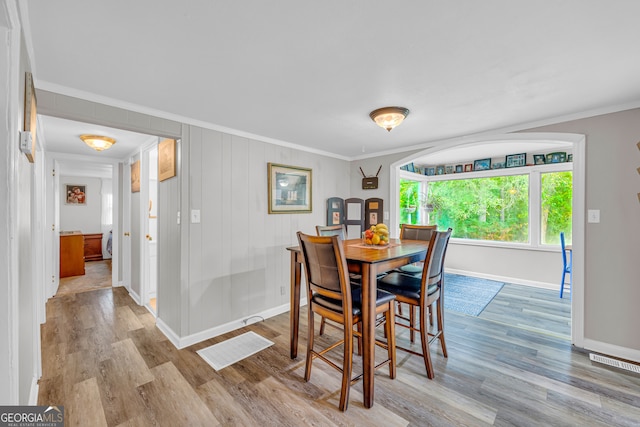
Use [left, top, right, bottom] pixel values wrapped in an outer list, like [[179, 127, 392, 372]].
[[378, 272, 439, 300], [313, 287, 396, 316]]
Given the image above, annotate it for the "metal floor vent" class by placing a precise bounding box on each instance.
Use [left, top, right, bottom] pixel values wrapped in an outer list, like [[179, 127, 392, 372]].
[[590, 353, 640, 374]]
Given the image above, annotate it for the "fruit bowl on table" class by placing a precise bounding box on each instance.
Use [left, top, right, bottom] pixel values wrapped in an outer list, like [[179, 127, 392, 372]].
[[363, 223, 390, 246]]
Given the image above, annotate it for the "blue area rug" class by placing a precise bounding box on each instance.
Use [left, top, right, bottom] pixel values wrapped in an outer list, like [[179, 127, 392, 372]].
[[443, 273, 504, 316]]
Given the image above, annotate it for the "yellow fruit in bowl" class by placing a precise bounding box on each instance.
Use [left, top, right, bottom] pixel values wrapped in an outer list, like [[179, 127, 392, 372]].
[[371, 234, 381, 245]]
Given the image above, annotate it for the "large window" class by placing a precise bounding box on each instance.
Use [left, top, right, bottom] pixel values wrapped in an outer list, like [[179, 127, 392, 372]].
[[428, 175, 529, 242], [399, 166, 572, 246], [541, 171, 572, 245]]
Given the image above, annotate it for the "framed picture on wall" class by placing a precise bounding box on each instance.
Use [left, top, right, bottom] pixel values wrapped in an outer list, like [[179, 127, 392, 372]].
[[158, 138, 177, 182], [65, 185, 86, 205], [22, 72, 37, 163], [131, 160, 141, 193], [268, 163, 312, 214]]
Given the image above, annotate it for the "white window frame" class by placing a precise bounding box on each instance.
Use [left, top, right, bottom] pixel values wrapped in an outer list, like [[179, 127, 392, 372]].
[[399, 161, 572, 251]]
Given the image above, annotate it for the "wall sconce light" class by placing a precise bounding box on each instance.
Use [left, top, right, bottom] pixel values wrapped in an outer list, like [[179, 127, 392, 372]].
[[80, 134, 116, 151], [369, 106, 410, 132]]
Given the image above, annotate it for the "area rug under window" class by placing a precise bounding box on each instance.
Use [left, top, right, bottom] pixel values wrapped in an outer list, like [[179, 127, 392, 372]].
[[443, 273, 504, 316]]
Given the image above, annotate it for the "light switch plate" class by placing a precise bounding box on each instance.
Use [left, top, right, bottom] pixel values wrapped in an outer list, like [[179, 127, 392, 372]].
[[587, 209, 600, 223], [191, 209, 201, 223]]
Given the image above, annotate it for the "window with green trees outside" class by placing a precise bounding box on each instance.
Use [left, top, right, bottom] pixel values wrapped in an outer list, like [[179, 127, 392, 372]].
[[427, 175, 530, 242], [400, 169, 572, 246], [541, 171, 572, 245]]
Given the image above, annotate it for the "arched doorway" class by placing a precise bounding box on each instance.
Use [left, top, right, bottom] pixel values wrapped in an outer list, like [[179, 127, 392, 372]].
[[389, 132, 586, 346]]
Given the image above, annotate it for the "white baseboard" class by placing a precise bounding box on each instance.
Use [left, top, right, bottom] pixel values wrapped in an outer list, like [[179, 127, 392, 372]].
[[128, 288, 141, 305], [446, 268, 557, 290], [155, 317, 182, 349], [582, 338, 640, 364], [156, 303, 294, 350]]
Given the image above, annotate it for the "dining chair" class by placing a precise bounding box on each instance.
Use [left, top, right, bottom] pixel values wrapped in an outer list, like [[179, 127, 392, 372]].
[[297, 232, 397, 411], [396, 224, 437, 276], [377, 228, 452, 379], [316, 224, 347, 239], [315, 224, 361, 337], [559, 232, 572, 298], [395, 224, 438, 339]]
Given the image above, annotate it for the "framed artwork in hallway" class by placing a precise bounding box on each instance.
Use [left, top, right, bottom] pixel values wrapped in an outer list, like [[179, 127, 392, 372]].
[[65, 185, 86, 205]]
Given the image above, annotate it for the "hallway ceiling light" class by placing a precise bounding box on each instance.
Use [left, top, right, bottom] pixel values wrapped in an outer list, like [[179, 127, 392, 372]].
[[80, 134, 116, 151], [369, 106, 410, 132]]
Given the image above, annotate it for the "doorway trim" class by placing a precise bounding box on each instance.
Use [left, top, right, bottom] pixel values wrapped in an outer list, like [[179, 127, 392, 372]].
[[46, 152, 120, 296], [389, 132, 586, 347]]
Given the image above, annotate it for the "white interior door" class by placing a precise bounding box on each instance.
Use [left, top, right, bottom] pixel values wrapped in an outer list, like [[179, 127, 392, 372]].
[[122, 160, 132, 291], [143, 145, 158, 312]]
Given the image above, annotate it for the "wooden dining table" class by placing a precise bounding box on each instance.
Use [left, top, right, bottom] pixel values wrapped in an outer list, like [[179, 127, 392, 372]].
[[286, 237, 430, 409]]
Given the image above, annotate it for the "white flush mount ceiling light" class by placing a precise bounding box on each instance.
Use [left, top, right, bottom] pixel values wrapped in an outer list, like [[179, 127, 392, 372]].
[[80, 134, 116, 151], [369, 106, 410, 132]]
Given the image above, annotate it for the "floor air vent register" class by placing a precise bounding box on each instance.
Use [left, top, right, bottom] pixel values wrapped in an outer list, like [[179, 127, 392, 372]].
[[590, 353, 640, 374]]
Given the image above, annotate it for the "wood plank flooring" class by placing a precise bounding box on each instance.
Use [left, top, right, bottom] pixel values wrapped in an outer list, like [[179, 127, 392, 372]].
[[479, 283, 571, 339], [38, 285, 640, 426], [56, 259, 112, 295]]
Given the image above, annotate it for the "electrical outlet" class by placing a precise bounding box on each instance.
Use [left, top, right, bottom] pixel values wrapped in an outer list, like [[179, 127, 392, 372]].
[[280, 286, 286, 295], [587, 209, 600, 223]]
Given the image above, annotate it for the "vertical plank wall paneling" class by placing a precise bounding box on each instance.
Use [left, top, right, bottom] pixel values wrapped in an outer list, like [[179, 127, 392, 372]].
[[158, 136, 183, 335], [185, 125, 350, 336], [188, 128, 205, 331]]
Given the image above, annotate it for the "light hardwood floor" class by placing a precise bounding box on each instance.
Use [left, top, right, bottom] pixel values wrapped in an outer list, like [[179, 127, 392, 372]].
[[39, 284, 640, 426], [56, 259, 112, 296]]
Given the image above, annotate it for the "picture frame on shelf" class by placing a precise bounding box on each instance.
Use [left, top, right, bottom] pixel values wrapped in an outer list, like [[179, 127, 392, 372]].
[[464, 163, 473, 172], [445, 165, 454, 174], [533, 154, 546, 165], [426, 167, 435, 176], [567, 154, 573, 162], [492, 162, 505, 169], [473, 158, 491, 171], [268, 163, 312, 214], [546, 152, 567, 163], [406, 162, 415, 173], [455, 164, 463, 173], [436, 165, 445, 175], [506, 153, 526, 168]]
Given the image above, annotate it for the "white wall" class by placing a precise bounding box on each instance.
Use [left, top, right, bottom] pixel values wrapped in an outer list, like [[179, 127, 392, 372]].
[[59, 176, 103, 233], [1, 0, 39, 404], [179, 126, 350, 341], [528, 109, 640, 354], [0, 0, 20, 404]]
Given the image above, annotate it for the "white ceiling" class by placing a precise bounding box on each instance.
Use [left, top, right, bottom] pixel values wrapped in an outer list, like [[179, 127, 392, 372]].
[[22, 1, 640, 164]]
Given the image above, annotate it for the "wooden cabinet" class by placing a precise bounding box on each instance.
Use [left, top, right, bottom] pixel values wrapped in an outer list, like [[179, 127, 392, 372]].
[[83, 233, 103, 261], [60, 231, 85, 278]]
